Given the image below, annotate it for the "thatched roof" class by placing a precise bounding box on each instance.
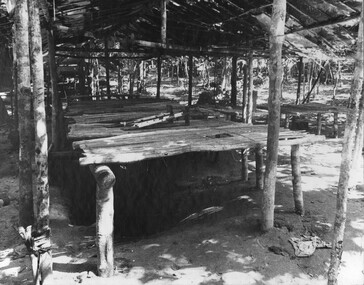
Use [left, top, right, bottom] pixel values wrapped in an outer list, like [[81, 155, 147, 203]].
[[0, 0, 362, 59]]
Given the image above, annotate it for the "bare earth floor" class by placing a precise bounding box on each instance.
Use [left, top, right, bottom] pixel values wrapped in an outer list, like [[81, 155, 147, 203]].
[[0, 124, 363, 285]]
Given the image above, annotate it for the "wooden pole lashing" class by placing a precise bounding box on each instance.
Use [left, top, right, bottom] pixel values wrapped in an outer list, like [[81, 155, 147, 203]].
[[255, 146, 264, 191], [89, 165, 116, 278], [291, 144, 304, 215]]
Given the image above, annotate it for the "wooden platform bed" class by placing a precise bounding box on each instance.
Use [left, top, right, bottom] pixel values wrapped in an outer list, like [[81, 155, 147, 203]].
[[64, 99, 326, 277]]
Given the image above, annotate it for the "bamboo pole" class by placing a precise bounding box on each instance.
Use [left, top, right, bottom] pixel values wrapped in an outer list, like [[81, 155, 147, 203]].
[[255, 146, 264, 191], [247, 52, 254, 124], [291, 144, 304, 215], [89, 165, 116, 278], [231, 55, 237, 107], [261, 0, 286, 231], [328, 0, 364, 282], [188, 55, 193, 107]]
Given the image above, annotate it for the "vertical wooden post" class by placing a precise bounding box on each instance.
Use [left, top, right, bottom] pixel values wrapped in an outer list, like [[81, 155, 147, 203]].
[[242, 63, 248, 123], [295, 57, 303, 105], [89, 165, 115, 278], [156, 56, 162, 99], [261, 0, 286, 231], [328, 0, 364, 282], [188, 54, 193, 107], [29, 0, 53, 282], [316, 113, 322, 135], [333, 112, 339, 138], [284, 113, 290, 128], [247, 52, 254, 124], [231, 55, 237, 107], [14, 0, 34, 227], [291, 144, 304, 215], [161, 0, 167, 44], [255, 146, 264, 191], [241, 148, 249, 182], [104, 38, 111, 99], [47, 24, 61, 150]]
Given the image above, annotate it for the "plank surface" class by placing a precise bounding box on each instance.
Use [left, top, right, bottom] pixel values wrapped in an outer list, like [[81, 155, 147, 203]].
[[257, 102, 348, 115]]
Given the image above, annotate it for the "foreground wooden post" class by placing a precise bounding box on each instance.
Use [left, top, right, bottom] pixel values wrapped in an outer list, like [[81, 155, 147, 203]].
[[255, 146, 264, 191], [29, 0, 53, 282], [261, 0, 286, 231], [14, 0, 34, 227], [161, 0, 167, 44], [328, 1, 364, 283], [89, 165, 116, 278], [241, 148, 249, 182], [291, 144, 304, 215]]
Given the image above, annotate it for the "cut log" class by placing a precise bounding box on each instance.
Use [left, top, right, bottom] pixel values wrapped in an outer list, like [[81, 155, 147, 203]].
[[89, 165, 115, 278]]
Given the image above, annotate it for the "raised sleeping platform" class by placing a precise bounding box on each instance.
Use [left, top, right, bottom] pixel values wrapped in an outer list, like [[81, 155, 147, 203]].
[[63, 98, 326, 277]]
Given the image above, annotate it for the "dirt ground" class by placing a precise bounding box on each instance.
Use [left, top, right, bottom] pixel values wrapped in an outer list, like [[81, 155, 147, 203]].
[[0, 77, 364, 285]]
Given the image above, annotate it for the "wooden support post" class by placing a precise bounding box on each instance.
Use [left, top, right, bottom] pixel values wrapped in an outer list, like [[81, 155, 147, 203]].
[[247, 52, 254, 124], [188, 54, 193, 107], [333, 112, 339, 138], [284, 114, 290, 129], [231, 55, 237, 107], [291, 144, 304, 215], [89, 165, 116, 278], [15, 0, 34, 227], [255, 146, 264, 191], [316, 113, 322, 135], [261, 0, 286, 231], [47, 25, 62, 150], [161, 0, 167, 44], [296, 57, 303, 105], [241, 148, 249, 182], [156, 56, 162, 99], [242, 63, 248, 123], [105, 38, 111, 99]]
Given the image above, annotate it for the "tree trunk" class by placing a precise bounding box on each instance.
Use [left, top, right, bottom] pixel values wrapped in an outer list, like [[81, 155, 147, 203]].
[[29, 0, 53, 282], [291, 144, 304, 215], [161, 0, 167, 44], [15, 0, 34, 228], [261, 0, 286, 231], [327, 2, 364, 283], [89, 165, 115, 278], [247, 52, 254, 124]]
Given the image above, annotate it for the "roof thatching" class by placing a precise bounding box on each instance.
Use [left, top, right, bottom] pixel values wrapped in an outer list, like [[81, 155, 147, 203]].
[[0, 0, 362, 59]]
